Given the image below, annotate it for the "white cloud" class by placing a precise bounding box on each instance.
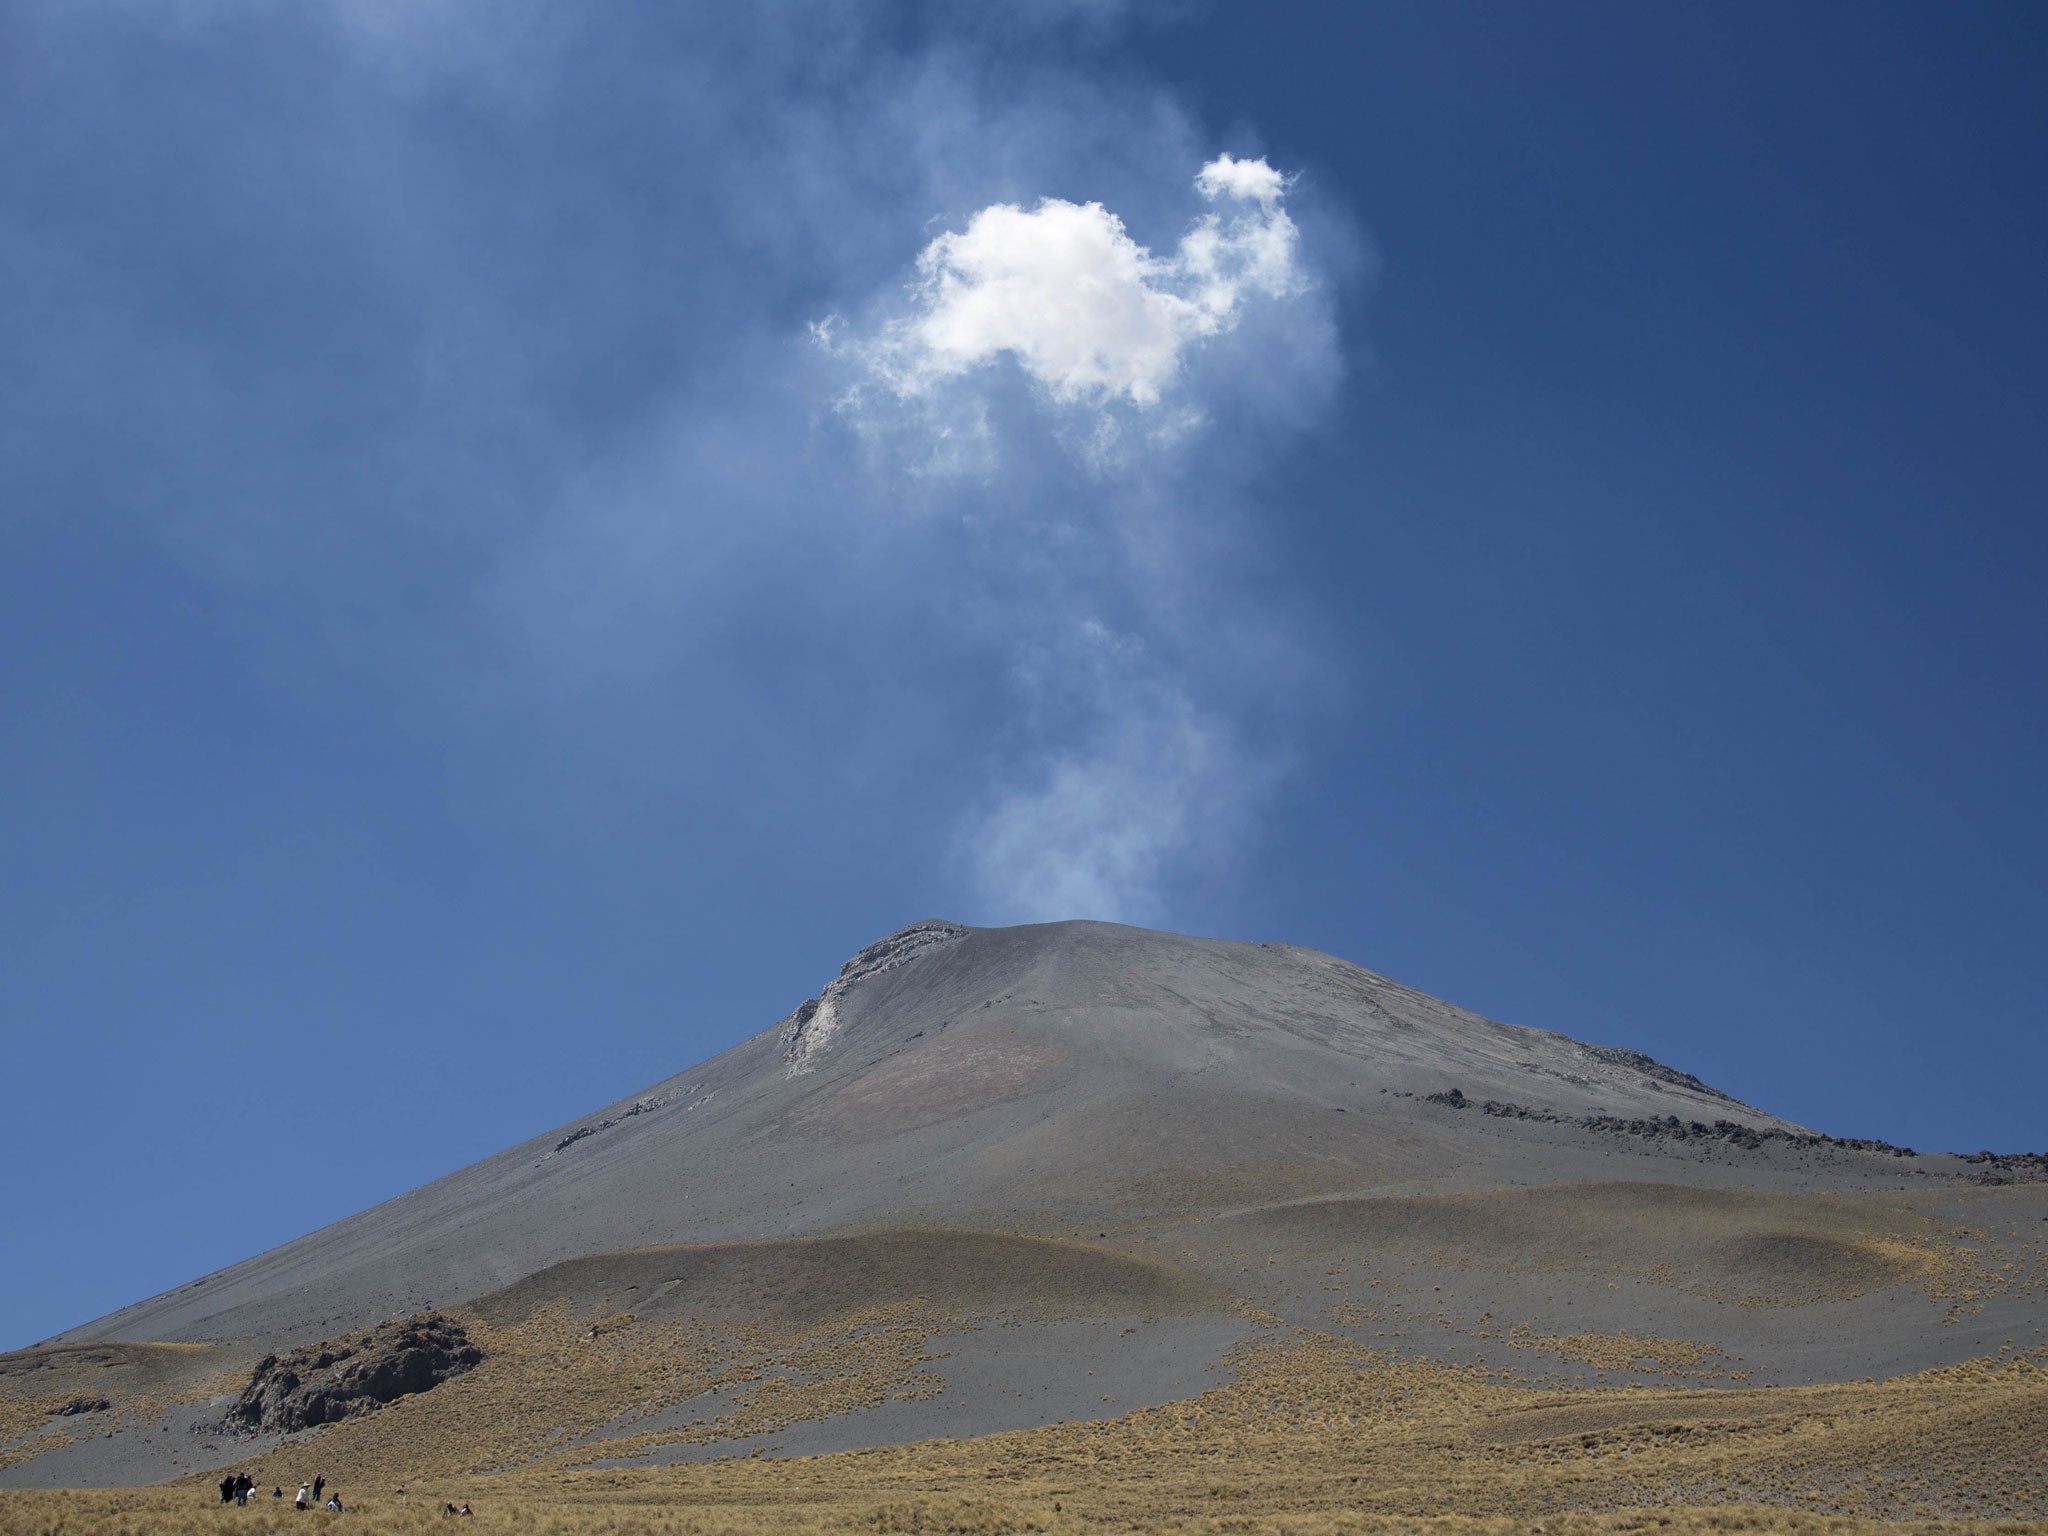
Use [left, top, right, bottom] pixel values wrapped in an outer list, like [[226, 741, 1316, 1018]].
[[858, 155, 1304, 408], [1194, 151, 1288, 205]]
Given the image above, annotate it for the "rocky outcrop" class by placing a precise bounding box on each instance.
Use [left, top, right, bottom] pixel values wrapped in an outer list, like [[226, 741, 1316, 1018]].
[[225, 1313, 482, 1435], [780, 920, 968, 1076], [1428, 1093, 1947, 1163], [1577, 1042, 1739, 1103], [832, 921, 970, 987], [1959, 1149, 2048, 1184], [555, 1088, 684, 1153]]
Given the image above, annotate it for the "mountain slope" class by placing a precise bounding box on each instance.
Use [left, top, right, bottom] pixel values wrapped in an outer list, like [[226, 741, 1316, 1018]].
[[53, 919, 1796, 1349]]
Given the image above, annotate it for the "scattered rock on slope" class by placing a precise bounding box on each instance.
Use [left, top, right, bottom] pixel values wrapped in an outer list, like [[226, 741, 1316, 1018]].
[[225, 1313, 481, 1435]]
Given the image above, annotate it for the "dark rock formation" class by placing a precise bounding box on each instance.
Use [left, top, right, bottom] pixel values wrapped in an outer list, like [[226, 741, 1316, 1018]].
[[1458, 1095, 1911, 1154], [780, 920, 970, 1072], [1578, 1043, 1738, 1102], [555, 1090, 680, 1153], [1959, 1149, 2048, 1184], [225, 1312, 482, 1435], [1428, 1095, 2046, 1181], [55, 1395, 109, 1416]]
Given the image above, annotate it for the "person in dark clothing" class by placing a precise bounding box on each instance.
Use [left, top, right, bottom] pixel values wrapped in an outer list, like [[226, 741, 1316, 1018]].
[[219, 1474, 237, 1504], [312, 1475, 325, 1503]]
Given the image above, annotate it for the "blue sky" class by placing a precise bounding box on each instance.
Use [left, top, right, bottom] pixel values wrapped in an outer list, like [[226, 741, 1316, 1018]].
[[3, 1, 2043, 1351]]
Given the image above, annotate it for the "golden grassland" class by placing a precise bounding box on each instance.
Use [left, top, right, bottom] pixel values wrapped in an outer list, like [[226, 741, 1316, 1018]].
[[6, 1197, 2045, 1534], [1228, 1185, 2047, 1316], [191, 1298, 953, 1489], [3, 1491, 2046, 1536], [0, 1344, 236, 1474], [560, 1336, 2048, 1526], [5, 1328, 2045, 1534]]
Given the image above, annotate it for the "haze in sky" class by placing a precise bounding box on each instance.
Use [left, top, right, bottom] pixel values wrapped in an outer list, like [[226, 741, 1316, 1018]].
[[3, 1, 2043, 1351]]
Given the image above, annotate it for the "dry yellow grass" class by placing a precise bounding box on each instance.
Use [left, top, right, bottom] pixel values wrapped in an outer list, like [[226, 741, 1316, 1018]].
[[664, 1334, 2044, 1525], [0, 1342, 234, 1472], [1, 1489, 2044, 1536], [9, 1329, 2041, 1531], [1495, 1326, 1732, 1377], [190, 1297, 950, 1488], [1232, 1185, 2000, 1310], [7, 1207, 2045, 1532]]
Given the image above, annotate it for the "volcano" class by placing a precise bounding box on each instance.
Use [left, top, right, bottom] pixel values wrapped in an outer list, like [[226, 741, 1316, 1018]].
[[4, 919, 2042, 1497]]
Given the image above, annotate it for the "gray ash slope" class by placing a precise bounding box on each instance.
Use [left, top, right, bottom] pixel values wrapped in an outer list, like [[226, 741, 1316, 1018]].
[[59, 919, 1915, 1350]]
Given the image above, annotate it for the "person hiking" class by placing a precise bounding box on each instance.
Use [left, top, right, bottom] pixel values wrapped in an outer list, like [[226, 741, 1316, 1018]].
[[312, 1475, 325, 1503], [325, 1494, 344, 1512], [220, 1474, 237, 1504], [296, 1484, 311, 1509]]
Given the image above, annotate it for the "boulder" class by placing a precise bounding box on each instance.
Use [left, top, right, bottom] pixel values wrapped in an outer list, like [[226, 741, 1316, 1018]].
[[225, 1312, 482, 1435]]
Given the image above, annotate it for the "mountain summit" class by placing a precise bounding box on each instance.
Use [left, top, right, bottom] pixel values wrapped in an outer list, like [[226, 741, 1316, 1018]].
[[59, 919, 1789, 1349]]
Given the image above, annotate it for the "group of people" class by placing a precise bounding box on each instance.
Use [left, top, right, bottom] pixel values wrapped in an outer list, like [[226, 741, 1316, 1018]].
[[214, 1472, 467, 1516], [216, 1473, 270, 1505], [213, 1472, 343, 1511]]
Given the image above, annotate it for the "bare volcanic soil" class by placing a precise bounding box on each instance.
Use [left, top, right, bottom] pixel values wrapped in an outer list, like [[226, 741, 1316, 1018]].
[[1229, 1181, 1942, 1306], [471, 1228, 1223, 1330]]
